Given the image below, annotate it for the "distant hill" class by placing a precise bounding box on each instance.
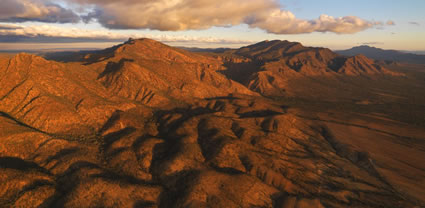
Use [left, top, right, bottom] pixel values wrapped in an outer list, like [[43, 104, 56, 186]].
[[177, 46, 233, 53], [336, 45, 425, 64], [403, 50, 425, 55]]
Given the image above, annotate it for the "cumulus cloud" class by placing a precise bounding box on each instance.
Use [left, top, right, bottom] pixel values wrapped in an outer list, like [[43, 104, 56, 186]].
[[77, 0, 277, 30], [0, 23, 252, 45], [248, 12, 379, 34], [0, 0, 80, 23], [70, 0, 382, 34], [0, 0, 390, 35]]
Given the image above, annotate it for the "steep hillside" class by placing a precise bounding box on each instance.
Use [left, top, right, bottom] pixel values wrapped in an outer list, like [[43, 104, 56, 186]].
[[0, 53, 134, 134]]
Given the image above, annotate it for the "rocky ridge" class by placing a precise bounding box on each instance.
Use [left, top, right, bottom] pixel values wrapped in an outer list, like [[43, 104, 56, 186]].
[[221, 40, 403, 96]]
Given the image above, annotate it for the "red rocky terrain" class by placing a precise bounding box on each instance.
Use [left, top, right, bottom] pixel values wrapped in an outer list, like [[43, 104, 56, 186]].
[[0, 39, 424, 208]]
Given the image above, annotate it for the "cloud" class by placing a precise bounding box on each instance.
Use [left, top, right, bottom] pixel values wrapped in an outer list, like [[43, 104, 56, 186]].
[[0, 24, 23, 30], [0, 23, 252, 45], [0, 24, 125, 42], [78, 0, 278, 30], [0, 0, 80, 23], [409, 21, 420, 26], [249, 12, 380, 34], [386, 20, 395, 26], [0, 0, 390, 35], [71, 0, 382, 34]]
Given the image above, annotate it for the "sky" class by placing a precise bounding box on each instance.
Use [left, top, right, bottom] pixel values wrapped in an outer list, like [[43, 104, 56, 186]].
[[0, 0, 424, 51]]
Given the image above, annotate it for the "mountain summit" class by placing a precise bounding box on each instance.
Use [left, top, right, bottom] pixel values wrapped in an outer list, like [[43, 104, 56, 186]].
[[86, 38, 256, 105]]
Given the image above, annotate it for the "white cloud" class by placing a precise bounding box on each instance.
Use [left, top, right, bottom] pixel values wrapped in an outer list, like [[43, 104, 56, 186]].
[[77, 0, 277, 30], [0, 23, 252, 45], [71, 0, 382, 34], [0, 0, 390, 35], [248, 12, 378, 34], [0, 24, 122, 40]]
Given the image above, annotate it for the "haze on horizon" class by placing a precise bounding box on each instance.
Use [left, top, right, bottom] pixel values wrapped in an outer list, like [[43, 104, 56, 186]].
[[0, 0, 424, 51]]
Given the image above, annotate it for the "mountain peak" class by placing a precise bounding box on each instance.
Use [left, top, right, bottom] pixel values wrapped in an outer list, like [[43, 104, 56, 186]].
[[123, 38, 164, 46], [10, 53, 47, 67], [235, 39, 306, 60], [116, 38, 169, 53], [351, 45, 384, 52], [88, 37, 206, 64], [244, 39, 302, 50], [13, 53, 38, 60], [355, 45, 376, 49]]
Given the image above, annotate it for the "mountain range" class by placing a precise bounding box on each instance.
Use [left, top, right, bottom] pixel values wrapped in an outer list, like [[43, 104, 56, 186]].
[[0, 38, 424, 208], [337, 45, 425, 65]]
